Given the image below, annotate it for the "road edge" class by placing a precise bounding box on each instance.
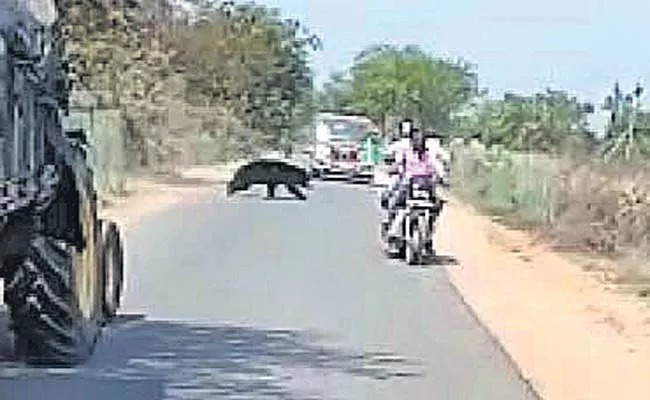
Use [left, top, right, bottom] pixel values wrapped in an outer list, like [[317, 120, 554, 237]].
[[440, 198, 650, 400], [444, 273, 545, 399]]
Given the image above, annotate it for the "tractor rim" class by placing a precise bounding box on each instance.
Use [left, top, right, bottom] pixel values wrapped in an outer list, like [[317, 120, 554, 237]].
[[73, 189, 98, 321]]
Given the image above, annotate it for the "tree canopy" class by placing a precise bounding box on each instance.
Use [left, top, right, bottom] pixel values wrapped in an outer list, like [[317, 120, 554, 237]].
[[316, 44, 478, 137], [61, 1, 650, 160], [60, 0, 321, 167], [316, 44, 606, 155], [451, 89, 595, 153]]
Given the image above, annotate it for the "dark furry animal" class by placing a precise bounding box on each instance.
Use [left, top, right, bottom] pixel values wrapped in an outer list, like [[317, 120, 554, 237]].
[[227, 159, 310, 200]]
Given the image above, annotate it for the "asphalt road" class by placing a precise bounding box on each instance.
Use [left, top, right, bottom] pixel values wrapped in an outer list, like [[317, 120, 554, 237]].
[[0, 181, 538, 400]]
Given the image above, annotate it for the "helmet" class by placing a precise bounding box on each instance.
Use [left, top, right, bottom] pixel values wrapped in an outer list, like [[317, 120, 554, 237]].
[[411, 128, 426, 155], [398, 119, 413, 138], [411, 127, 424, 141]]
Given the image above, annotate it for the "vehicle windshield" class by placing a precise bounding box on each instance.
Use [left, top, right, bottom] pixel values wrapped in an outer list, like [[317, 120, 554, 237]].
[[327, 121, 367, 142]]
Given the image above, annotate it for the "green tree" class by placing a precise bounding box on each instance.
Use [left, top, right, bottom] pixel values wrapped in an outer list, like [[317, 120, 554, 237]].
[[172, 2, 321, 151], [60, 0, 321, 166], [315, 71, 355, 112], [326, 44, 477, 137], [60, 0, 188, 169], [455, 89, 594, 153]]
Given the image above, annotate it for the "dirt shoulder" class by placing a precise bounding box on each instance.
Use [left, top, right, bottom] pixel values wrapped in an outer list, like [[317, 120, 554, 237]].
[[98, 164, 241, 232], [438, 199, 650, 400]]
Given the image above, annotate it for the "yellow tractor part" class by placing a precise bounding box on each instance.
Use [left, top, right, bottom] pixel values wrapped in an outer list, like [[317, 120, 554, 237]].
[[72, 186, 100, 321]]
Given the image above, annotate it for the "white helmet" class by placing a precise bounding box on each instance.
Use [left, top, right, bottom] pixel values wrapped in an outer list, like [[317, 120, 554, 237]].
[[398, 119, 414, 138]]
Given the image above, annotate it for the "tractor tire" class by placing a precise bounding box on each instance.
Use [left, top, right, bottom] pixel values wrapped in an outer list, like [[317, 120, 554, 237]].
[[3, 162, 105, 366], [100, 220, 124, 322], [3, 235, 102, 366]]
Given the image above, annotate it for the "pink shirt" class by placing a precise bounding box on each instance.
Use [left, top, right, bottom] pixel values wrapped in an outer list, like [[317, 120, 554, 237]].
[[403, 150, 434, 178]]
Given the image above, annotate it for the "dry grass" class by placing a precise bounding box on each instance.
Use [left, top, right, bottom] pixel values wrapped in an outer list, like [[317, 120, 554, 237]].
[[451, 142, 650, 282]]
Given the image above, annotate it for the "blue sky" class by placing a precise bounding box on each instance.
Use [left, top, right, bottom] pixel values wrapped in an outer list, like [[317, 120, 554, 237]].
[[262, 0, 649, 105]]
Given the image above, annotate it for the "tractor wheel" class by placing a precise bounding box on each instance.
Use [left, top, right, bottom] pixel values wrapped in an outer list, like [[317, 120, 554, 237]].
[[3, 235, 102, 365], [3, 176, 104, 365], [100, 220, 124, 322]]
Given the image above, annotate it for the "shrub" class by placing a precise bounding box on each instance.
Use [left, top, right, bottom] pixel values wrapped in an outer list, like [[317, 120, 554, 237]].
[[450, 142, 650, 278]]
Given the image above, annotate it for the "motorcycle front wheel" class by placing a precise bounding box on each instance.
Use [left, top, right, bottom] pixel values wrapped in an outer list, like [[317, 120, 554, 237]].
[[405, 217, 420, 265]]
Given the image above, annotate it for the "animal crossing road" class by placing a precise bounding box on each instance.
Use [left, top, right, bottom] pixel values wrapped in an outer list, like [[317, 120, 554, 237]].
[[0, 182, 537, 400]]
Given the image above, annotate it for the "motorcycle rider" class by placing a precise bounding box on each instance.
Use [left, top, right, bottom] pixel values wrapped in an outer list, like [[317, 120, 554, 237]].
[[385, 127, 443, 244], [425, 130, 451, 187], [380, 119, 413, 225], [388, 119, 413, 172]]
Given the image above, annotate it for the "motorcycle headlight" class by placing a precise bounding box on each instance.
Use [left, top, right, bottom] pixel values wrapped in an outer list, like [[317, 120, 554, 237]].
[[412, 189, 429, 199]]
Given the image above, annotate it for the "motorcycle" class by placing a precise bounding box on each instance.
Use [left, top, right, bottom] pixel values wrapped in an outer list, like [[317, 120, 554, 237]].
[[403, 178, 437, 265], [380, 176, 440, 264]]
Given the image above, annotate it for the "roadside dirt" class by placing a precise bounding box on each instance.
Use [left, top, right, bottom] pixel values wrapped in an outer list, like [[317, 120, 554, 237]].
[[437, 199, 650, 400], [98, 165, 241, 231]]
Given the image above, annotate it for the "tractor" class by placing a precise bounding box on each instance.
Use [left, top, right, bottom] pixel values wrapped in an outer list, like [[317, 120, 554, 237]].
[[0, 0, 124, 365]]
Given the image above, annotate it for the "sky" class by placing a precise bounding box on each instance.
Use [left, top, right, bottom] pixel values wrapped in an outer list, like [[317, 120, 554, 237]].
[[260, 0, 650, 106]]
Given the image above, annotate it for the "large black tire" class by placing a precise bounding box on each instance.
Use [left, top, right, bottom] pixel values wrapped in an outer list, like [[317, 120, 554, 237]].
[[3, 235, 102, 366], [3, 159, 105, 366], [100, 220, 124, 322]]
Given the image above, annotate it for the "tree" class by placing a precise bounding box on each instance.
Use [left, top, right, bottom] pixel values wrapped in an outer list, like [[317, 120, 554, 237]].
[[452, 89, 594, 153], [315, 71, 355, 112], [60, 0, 188, 169], [60, 0, 322, 167], [172, 2, 321, 151], [322, 44, 478, 137]]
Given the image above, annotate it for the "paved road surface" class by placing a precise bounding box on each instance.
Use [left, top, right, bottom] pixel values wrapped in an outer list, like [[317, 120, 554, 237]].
[[0, 182, 538, 400]]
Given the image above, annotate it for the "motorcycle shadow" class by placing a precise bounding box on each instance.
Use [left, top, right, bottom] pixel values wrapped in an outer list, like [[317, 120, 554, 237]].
[[383, 248, 458, 267], [263, 195, 306, 201], [425, 254, 458, 267]]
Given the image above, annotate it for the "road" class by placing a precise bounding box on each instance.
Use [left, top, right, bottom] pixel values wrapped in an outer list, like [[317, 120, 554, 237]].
[[0, 181, 538, 400]]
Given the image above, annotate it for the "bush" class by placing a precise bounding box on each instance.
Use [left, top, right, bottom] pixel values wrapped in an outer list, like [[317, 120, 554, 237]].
[[450, 141, 560, 227], [450, 142, 650, 278]]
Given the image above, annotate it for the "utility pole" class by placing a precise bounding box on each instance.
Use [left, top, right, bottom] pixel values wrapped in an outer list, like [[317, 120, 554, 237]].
[[603, 81, 644, 161], [626, 83, 643, 160]]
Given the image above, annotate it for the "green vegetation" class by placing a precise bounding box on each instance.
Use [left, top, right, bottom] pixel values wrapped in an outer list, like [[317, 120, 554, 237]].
[[61, 0, 321, 172], [449, 141, 561, 228], [316, 44, 478, 136], [65, 0, 650, 278], [445, 84, 650, 276], [319, 46, 650, 280], [452, 90, 596, 153]]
